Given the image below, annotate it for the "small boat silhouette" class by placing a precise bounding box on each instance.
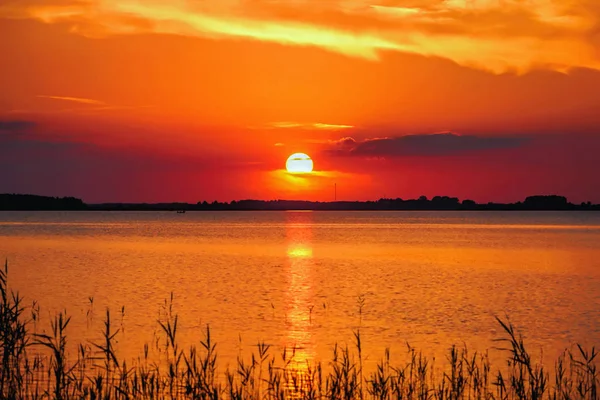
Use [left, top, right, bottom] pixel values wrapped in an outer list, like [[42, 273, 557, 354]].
[[176, 210, 186, 214]]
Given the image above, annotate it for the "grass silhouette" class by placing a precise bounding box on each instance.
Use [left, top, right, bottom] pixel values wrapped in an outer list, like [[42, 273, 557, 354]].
[[0, 260, 598, 399]]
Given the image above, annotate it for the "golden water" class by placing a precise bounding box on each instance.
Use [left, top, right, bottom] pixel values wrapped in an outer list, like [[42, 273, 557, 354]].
[[2, 210, 600, 373]]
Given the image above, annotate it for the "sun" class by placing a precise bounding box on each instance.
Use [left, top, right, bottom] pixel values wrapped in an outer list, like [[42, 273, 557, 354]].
[[286, 153, 314, 173]]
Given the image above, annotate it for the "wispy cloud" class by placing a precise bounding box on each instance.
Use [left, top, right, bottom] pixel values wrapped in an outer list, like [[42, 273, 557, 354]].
[[37, 95, 106, 105], [0, 119, 36, 132], [2, 0, 600, 72], [32, 95, 153, 114], [270, 122, 355, 130], [313, 123, 355, 130], [270, 168, 357, 181]]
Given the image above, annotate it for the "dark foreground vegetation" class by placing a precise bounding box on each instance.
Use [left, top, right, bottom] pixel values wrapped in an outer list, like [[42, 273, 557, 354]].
[[2, 193, 600, 211], [0, 262, 598, 400]]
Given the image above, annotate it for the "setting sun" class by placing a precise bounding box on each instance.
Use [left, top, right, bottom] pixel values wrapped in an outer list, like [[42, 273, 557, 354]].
[[286, 153, 314, 174]]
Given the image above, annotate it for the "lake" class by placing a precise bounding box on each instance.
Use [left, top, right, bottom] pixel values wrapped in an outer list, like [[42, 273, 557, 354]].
[[2, 210, 600, 373]]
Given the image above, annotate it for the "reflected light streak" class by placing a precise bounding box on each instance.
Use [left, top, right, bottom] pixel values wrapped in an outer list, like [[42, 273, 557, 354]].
[[287, 244, 313, 258], [285, 211, 316, 383]]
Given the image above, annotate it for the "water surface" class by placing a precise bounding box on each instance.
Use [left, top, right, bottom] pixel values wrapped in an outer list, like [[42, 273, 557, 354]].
[[2, 211, 600, 371]]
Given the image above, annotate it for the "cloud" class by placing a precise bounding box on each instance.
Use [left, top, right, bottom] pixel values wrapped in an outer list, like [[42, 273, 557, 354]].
[[270, 122, 355, 130], [269, 168, 359, 187], [0, 119, 84, 153], [328, 132, 529, 157], [3, 0, 599, 72], [37, 95, 106, 105], [28, 96, 154, 115], [331, 137, 358, 146], [0, 120, 36, 132]]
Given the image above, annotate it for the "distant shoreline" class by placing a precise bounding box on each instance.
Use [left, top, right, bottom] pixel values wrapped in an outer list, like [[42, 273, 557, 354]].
[[1, 193, 599, 211]]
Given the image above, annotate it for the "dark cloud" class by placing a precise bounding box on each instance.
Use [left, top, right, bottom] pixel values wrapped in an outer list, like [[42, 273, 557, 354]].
[[0, 120, 36, 133], [334, 137, 357, 147], [328, 132, 528, 157], [0, 127, 257, 202], [0, 120, 81, 154]]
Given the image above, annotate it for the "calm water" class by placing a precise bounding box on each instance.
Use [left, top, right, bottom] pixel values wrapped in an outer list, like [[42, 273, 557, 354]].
[[2, 211, 600, 371]]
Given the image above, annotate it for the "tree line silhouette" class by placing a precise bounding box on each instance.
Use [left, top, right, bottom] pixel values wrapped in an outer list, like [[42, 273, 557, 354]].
[[0, 194, 86, 210], [1, 193, 598, 211]]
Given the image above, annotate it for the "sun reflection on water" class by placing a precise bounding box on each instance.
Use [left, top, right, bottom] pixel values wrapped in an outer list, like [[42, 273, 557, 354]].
[[284, 211, 316, 379]]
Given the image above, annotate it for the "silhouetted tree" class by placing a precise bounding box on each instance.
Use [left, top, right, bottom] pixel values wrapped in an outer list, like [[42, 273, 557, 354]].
[[0, 194, 86, 210], [462, 199, 476, 209], [524, 195, 569, 210]]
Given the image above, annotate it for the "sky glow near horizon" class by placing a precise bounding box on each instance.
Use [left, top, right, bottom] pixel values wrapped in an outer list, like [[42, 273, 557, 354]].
[[1, 0, 600, 202]]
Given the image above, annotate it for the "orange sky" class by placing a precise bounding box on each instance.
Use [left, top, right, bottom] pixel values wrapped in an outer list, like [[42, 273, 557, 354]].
[[1, 0, 600, 203]]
